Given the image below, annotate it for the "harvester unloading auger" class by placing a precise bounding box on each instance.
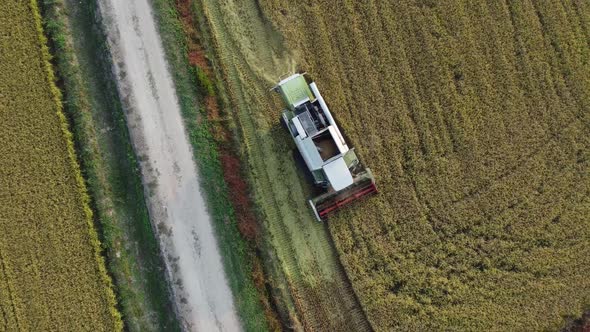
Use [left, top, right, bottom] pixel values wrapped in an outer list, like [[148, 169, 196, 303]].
[[272, 73, 377, 221]]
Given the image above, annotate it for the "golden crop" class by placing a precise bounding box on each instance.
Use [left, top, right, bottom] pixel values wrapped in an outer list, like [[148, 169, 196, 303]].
[[0, 0, 121, 330], [259, 0, 590, 330]]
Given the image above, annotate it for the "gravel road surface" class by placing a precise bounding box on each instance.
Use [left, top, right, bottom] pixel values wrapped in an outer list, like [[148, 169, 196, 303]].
[[97, 0, 241, 330]]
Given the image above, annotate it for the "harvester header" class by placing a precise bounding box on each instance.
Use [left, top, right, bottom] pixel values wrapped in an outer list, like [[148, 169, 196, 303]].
[[272, 73, 377, 221]]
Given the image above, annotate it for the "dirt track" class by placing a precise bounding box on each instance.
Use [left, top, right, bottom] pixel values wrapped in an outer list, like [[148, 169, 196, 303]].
[[97, 0, 241, 330]]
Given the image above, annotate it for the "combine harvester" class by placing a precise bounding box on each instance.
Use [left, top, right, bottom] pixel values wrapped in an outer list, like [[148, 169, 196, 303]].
[[273, 73, 377, 221]]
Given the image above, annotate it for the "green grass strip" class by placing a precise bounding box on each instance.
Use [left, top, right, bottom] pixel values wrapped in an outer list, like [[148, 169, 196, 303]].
[[150, 0, 270, 330]]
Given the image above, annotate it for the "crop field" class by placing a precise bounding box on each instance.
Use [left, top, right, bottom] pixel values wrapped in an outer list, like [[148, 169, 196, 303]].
[[0, 0, 580, 330], [258, 0, 590, 330], [0, 0, 121, 330], [195, 0, 589, 330]]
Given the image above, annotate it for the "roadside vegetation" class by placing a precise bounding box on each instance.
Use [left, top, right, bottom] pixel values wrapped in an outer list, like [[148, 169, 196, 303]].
[[149, 0, 273, 330], [39, 0, 179, 330], [259, 0, 590, 330], [0, 0, 121, 330]]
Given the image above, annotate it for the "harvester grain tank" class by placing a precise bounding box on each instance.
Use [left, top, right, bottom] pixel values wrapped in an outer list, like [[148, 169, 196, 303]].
[[272, 73, 377, 221]]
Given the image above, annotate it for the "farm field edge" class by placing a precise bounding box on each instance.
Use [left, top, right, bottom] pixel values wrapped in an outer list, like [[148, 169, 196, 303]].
[[0, 0, 121, 330]]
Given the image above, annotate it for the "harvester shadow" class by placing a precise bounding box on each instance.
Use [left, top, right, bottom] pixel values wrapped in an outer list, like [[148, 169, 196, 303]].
[[270, 122, 324, 200]]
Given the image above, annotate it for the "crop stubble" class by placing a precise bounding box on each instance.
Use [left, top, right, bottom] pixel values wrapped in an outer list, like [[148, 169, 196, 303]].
[[259, 0, 590, 330], [0, 0, 121, 330], [195, 0, 372, 330]]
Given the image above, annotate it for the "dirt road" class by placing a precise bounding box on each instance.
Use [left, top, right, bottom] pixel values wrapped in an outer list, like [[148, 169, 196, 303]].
[[97, 0, 241, 330]]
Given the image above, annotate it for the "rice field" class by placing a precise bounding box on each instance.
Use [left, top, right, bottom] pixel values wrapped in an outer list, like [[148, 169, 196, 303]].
[[258, 0, 590, 330], [0, 0, 121, 330]]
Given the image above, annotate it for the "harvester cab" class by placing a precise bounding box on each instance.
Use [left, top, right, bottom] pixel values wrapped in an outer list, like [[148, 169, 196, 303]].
[[272, 73, 377, 221]]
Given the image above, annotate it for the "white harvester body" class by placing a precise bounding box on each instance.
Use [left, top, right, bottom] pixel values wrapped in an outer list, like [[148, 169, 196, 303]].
[[273, 73, 377, 220]]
